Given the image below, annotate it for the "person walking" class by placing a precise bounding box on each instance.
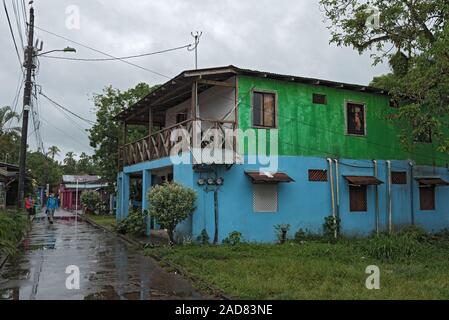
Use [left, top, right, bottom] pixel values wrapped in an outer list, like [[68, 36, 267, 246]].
[[46, 193, 58, 224], [25, 195, 35, 217]]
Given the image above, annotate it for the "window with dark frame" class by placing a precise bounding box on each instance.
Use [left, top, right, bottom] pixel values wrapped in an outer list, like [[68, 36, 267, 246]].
[[176, 110, 188, 124], [391, 172, 407, 185], [308, 169, 328, 182], [346, 102, 366, 136], [420, 186, 435, 211], [253, 91, 276, 128], [349, 185, 367, 212], [313, 93, 327, 105]]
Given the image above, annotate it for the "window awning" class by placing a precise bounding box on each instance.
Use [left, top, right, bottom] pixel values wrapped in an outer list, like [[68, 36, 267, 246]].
[[416, 177, 449, 187], [344, 176, 384, 186], [245, 171, 295, 184]]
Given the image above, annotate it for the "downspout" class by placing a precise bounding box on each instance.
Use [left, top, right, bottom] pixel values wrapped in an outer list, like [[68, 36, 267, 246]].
[[373, 160, 380, 235], [333, 159, 341, 224], [409, 161, 415, 225], [386, 160, 393, 234], [327, 158, 337, 239]]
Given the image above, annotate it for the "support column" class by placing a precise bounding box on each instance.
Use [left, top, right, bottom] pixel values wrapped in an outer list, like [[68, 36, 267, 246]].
[[121, 173, 130, 220], [142, 169, 151, 237], [116, 173, 122, 221]]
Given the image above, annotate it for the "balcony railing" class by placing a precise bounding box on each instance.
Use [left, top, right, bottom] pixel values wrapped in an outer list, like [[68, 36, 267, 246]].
[[119, 119, 237, 168]]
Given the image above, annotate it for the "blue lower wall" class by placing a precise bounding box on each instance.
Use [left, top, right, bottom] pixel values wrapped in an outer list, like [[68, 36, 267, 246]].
[[116, 155, 449, 243]]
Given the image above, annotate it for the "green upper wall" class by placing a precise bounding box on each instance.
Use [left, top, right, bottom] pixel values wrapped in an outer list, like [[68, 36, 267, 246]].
[[237, 75, 449, 167]]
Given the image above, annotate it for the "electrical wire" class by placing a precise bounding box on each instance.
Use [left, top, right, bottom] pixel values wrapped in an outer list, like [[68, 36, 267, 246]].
[[3, 0, 23, 68], [40, 43, 193, 62], [33, 25, 176, 79]]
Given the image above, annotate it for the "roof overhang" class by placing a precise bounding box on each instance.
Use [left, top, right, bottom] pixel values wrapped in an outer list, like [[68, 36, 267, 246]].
[[245, 171, 295, 184], [416, 177, 449, 187], [116, 65, 389, 125], [344, 176, 384, 186]]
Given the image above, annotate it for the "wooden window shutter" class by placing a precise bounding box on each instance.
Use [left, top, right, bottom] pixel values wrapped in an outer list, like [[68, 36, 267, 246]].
[[349, 185, 367, 212]]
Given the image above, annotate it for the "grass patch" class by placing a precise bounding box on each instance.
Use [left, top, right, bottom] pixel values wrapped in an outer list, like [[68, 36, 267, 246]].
[[0, 210, 29, 256], [86, 214, 116, 231], [145, 231, 449, 299]]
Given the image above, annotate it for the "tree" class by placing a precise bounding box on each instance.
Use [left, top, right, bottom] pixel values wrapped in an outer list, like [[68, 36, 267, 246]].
[[148, 182, 197, 244], [63, 152, 78, 175], [0, 106, 20, 163], [27, 151, 63, 188], [320, 0, 449, 152], [47, 146, 61, 161], [88, 83, 155, 192], [0, 106, 20, 135]]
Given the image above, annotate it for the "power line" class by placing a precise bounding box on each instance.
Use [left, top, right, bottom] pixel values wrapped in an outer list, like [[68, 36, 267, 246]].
[[39, 91, 95, 125], [3, 0, 23, 68], [40, 43, 193, 62], [33, 25, 174, 79]]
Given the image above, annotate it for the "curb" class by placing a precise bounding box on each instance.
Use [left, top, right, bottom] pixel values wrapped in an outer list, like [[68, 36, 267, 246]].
[[81, 215, 232, 300]]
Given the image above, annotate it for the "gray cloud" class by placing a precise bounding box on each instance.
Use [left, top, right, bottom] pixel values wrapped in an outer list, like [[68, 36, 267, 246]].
[[1, 0, 389, 162]]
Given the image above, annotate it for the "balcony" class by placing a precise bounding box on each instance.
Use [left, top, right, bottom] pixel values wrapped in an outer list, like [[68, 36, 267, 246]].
[[119, 118, 237, 168]]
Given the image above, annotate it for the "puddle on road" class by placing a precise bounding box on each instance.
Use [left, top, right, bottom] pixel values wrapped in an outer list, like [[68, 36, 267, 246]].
[[0, 216, 204, 300]]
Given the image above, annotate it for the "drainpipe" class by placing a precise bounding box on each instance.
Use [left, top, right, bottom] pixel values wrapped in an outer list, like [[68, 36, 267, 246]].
[[333, 159, 341, 222], [327, 158, 337, 239], [409, 161, 415, 225], [373, 160, 380, 235], [386, 161, 393, 234]]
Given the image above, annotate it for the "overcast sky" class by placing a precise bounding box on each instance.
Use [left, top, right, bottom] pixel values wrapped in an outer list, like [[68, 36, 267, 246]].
[[0, 0, 390, 162]]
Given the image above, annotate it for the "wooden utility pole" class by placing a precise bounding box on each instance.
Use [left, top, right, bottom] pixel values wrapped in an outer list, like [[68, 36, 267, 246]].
[[17, 6, 35, 209]]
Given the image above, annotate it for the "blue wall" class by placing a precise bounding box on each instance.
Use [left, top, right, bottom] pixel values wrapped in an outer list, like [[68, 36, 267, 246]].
[[116, 155, 449, 243]]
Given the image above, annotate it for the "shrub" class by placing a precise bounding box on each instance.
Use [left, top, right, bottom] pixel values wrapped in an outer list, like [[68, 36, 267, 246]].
[[80, 191, 101, 213], [223, 231, 242, 246], [397, 225, 429, 242], [197, 229, 210, 245], [294, 228, 323, 243], [274, 224, 290, 244], [116, 209, 147, 236], [363, 233, 422, 261], [148, 182, 197, 244], [0, 211, 29, 256], [323, 216, 340, 242]]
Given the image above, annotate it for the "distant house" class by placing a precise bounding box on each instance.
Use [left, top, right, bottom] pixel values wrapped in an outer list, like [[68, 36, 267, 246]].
[[59, 175, 108, 211], [0, 162, 33, 209]]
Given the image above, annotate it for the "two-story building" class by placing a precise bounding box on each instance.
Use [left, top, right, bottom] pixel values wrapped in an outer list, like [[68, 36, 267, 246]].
[[115, 65, 449, 243]]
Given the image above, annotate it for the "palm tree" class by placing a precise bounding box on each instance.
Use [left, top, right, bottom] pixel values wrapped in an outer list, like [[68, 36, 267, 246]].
[[64, 152, 77, 165], [0, 106, 20, 136], [47, 146, 61, 161]]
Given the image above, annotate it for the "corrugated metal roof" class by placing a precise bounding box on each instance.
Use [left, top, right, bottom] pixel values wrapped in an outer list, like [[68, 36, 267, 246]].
[[62, 175, 101, 183], [344, 176, 384, 186], [245, 171, 295, 184]]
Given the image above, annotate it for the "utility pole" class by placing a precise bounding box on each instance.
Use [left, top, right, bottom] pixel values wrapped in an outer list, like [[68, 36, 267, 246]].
[[191, 31, 202, 69], [17, 6, 35, 209]]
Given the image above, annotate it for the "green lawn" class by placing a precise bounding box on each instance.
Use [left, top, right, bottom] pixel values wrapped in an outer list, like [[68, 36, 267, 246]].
[[86, 214, 116, 231], [145, 237, 449, 300]]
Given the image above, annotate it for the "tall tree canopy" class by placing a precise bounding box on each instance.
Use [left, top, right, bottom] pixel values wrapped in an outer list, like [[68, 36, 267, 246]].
[[320, 0, 449, 152], [0, 106, 20, 163], [89, 83, 155, 192]]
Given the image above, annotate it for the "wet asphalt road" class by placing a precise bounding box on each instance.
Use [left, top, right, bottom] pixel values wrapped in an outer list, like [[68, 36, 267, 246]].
[[0, 214, 204, 300]]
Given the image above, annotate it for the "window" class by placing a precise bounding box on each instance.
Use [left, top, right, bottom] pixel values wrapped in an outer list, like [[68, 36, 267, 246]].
[[349, 185, 367, 212], [176, 110, 188, 124], [391, 172, 407, 185], [308, 169, 328, 182], [346, 102, 366, 136], [420, 186, 435, 211], [253, 184, 278, 212], [253, 91, 276, 128], [313, 93, 327, 105]]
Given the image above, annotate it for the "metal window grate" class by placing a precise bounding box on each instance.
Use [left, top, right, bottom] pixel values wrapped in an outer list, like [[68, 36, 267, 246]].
[[420, 186, 435, 211], [308, 169, 328, 182], [349, 185, 367, 212], [313, 93, 327, 105], [391, 172, 407, 185], [253, 184, 278, 213]]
